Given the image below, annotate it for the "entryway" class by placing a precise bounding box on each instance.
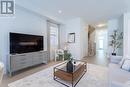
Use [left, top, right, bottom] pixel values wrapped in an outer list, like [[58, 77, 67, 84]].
[[84, 24, 109, 66]]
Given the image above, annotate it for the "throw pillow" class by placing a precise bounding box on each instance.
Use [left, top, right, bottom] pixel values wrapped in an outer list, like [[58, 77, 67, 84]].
[[119, 58, 125, 67], [121, 59, 130, 71]]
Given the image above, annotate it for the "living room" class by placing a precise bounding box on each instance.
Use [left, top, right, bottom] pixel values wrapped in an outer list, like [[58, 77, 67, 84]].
[[0, 0, 130, 87]]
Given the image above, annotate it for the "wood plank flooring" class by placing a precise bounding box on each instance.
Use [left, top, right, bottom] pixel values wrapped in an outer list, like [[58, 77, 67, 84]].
[[1, 50, 108, 87]]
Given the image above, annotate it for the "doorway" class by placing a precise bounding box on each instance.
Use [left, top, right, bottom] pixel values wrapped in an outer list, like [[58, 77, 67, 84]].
[[84, 25, 109, 66], [96, 28, 108, 53], [99, 39, 104, 49]]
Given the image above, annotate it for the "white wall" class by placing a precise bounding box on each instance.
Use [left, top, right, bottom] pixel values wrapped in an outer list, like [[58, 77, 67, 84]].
[[123, 12, 130, 58], [80, 19, 88, 58], [108, 19, 118, 56], [107, 18, 123, 56], [108, 13, 130, 58], [60, 18, 88, 59], [118, 15, 124, 56], [0, 6, 48, 73], [65, 18, 81, 59], [60, 24, 66, 49]]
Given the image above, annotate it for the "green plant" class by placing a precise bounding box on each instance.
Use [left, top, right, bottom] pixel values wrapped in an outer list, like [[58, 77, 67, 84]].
[[109, 30, 123, 54], [64, 50, 72, 60]]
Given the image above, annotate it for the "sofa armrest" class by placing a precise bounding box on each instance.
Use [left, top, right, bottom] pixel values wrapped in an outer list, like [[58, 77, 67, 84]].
[[110, 56, 123, 64]]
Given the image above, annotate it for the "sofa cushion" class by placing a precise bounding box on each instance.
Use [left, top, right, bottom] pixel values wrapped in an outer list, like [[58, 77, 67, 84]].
[[121, 59, 130, 71], [109, 63, 130, 87], [119, 57, 130, 67]]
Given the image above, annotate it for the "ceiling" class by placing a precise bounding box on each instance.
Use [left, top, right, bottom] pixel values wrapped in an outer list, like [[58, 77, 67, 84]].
[[16, 0, 130, 24]]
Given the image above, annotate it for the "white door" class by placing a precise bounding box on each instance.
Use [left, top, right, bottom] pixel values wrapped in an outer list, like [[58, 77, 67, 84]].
[[99, 39, 104, 49]]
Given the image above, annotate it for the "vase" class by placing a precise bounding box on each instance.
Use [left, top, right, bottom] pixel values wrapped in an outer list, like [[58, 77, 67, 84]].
[[66, 60, 73, 73], [112, 53, 116, 56]]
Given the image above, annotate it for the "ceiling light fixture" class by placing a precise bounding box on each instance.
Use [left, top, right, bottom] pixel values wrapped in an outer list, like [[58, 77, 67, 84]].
[[58, 10, 62, 14], [97, 23, 106, 28]]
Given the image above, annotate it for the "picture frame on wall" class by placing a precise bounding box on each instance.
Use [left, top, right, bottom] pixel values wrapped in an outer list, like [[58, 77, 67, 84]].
[[68, 33, 75, 43]]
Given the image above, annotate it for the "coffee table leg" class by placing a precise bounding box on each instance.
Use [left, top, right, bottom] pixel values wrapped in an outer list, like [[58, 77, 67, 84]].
[[72, 73, 74, 87], [72, 79, 73, 87], [53, 75, 56, 80]]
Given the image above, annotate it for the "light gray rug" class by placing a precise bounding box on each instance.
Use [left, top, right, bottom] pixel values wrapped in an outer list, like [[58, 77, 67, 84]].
[[8, 63, 109, 87]]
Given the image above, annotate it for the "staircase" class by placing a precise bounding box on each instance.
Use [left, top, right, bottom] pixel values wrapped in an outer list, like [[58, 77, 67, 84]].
[[88, 25, 96, 56]]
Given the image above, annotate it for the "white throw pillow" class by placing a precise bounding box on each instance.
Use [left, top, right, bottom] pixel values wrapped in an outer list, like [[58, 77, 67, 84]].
[[119, 58, 125, 67], [121, 59, 130, 71], [119, 57, 130, 67]]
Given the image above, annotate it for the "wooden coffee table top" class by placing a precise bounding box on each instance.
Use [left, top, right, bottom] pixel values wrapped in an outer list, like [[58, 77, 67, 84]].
[[54, 60, 87, 82], [54, 60, 86, 73]]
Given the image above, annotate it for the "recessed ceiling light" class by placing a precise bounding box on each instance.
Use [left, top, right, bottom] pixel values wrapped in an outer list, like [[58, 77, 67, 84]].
[[97, 23, 106, 28], [58, 10, 62, 14]]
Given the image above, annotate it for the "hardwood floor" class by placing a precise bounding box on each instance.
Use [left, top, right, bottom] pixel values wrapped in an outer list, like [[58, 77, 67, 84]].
[[1, 50, 108, 87], [83, 50, 109, 67]]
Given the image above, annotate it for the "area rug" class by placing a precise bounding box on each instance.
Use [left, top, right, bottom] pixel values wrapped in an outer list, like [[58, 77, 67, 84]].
[[8, 63, 109, 87]]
